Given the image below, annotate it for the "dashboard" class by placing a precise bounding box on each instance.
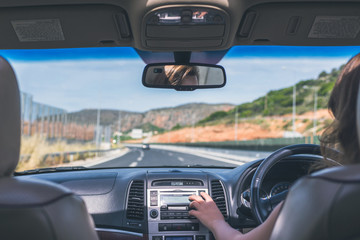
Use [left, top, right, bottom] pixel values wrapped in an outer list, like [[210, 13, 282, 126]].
[[17, 155, 320, 240]]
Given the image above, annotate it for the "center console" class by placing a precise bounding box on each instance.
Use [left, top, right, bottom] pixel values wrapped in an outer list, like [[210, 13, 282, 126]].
[[147, 173, 210, 240]]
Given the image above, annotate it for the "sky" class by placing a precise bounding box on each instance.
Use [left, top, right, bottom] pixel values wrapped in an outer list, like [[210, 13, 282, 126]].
[[2, 46, 360, 113]]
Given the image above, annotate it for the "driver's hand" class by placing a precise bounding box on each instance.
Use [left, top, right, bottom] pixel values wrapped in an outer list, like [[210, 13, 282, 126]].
[[188, 192, 225, 232]]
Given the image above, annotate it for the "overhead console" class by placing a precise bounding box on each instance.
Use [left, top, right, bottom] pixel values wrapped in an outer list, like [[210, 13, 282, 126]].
[[141, 5, 230, 51]]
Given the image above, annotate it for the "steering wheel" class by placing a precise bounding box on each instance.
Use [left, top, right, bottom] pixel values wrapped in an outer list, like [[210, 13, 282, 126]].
[[250, 144, 338, 224]]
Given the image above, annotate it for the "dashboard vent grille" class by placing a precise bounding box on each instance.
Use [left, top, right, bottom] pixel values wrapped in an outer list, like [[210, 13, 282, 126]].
[[126, 180, 145, 220], [211, 180, 228, 218]]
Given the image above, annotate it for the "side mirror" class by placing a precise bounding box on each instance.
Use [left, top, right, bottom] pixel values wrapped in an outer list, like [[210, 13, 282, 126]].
[[142, 63, 226, 91]]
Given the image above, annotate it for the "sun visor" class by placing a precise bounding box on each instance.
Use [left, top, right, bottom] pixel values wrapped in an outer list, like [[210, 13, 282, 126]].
[[0, 4, 132, 49], [236, 2, 360, 46]]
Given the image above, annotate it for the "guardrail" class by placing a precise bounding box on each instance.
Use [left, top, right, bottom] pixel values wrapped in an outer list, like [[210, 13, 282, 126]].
[[20, 148, 123, 164], [151, 136, 321, 152]]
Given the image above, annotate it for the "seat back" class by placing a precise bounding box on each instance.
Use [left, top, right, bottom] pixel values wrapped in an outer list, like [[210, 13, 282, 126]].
[[270, 165, 360, 240], [0, 56, 20, 177], [0, 57, 99, 240]]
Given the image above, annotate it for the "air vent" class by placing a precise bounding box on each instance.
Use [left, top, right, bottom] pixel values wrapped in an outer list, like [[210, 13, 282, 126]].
[[211, 180, 227, 218], [126, 180, 145, 220]]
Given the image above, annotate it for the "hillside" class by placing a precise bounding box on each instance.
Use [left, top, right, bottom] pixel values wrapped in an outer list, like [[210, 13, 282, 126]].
[[149, 109, 332, 143], [146, 66, 341, 143], [195, 65, 342, 126], [68, 103, 234, 132]]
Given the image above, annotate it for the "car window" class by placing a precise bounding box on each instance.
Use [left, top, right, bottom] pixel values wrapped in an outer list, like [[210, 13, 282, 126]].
[[2, 46, 360, 172]]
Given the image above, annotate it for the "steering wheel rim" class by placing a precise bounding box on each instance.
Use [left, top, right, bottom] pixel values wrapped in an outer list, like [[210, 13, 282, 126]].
[[250, 144, 325, 224]]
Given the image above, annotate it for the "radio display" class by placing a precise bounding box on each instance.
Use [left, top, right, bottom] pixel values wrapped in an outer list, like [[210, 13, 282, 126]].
[[171, 181, 183, 186], [160, 195, 191, 205]]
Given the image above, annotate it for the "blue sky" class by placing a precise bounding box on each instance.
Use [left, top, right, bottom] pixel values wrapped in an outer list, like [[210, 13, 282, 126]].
[[2, 46, 360, 113]]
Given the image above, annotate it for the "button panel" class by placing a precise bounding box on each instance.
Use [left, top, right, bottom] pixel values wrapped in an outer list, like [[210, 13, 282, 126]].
[[153, 237, 163, 240], [160, 211, 196, 220], [196, 236, 206, 240], [159, 223, 199, 232], [150, 191, 158, 206]]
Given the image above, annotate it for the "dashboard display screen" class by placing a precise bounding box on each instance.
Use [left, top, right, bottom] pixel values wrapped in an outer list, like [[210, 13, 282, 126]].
[[160, 195, 191, 205], [171, 181, 184, 186]]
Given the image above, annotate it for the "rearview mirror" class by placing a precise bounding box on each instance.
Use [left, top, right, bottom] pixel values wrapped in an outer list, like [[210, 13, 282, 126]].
[[142, 63, 226, 91]]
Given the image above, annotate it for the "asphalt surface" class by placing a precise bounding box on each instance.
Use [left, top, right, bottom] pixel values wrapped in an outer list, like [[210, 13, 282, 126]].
[[94, 146, 241, 168]]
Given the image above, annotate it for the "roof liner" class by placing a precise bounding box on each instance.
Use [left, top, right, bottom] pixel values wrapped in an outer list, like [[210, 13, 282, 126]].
[[0, 0, 360, 51]]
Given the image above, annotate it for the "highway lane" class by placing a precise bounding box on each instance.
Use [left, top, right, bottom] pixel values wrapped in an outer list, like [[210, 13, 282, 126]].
[[93, 146, 239, 168]]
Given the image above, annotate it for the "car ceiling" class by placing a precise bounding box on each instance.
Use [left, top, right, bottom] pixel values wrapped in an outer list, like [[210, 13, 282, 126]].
[[0, 0, 360, 63]]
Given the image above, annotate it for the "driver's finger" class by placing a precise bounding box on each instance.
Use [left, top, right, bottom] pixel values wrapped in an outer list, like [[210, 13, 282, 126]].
[[189, 195, 204, 202], [200, 191, 213, 202], [188, 210, 199, 218], [189, 201, 200, 210]]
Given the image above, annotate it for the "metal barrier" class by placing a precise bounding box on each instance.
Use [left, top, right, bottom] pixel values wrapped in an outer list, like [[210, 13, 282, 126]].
[[152, 136, 321, 152]]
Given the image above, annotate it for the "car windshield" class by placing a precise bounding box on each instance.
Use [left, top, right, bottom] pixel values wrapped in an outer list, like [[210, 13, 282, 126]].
[[4, 45, 360, 172]]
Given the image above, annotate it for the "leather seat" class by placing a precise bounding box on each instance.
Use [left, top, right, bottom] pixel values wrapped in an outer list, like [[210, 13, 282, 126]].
[[270, 165, 360, 240], [0, 56, 99, 240]]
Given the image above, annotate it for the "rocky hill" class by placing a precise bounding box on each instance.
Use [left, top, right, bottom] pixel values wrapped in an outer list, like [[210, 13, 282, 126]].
[[147, 65, 342, 143], [195, 65, 342, 126], [68, 103, 234, 132]]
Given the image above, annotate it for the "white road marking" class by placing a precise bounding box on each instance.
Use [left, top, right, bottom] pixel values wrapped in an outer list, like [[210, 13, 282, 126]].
[[168, 152, 173, 156], [178, 157, 184, 162], [137, 149, 144, 161], [154, 145, 256, 162], [130, 162, 138, 167], [145, 145, 247, 165], [123, 144, 266, 166], [84, 148, 130, 167]]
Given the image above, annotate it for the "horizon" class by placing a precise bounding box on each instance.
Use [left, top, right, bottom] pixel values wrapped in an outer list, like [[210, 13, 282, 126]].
[[2, 45, 359, 113], [68, 102, 235, 114]]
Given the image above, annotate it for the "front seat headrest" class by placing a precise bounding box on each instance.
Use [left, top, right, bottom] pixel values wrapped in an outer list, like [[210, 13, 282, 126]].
[[0, 56, 20, 177]]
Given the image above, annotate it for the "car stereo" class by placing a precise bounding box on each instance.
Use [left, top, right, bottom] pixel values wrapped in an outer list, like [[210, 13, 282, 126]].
[[147, 179, 209, 240]]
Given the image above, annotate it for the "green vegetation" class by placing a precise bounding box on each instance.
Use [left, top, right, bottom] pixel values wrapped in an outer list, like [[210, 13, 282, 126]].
[[197, 65, 343, 125], [283, 120, 292, 131], [120, 135, 133, 141], [198, 111, 228, 125], [137, 122, 165, 133], [171, 124, 183, 131]]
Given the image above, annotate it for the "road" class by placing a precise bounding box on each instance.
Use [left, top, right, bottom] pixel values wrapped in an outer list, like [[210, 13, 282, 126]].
[[93, 145, 271, 168]]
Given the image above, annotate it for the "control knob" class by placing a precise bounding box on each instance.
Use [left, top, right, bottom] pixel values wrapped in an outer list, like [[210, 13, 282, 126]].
[[150, 209, 159, 218]]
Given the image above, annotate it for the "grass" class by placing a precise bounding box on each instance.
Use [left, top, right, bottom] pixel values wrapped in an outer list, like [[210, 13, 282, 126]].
[[17, 135, 97, 171]]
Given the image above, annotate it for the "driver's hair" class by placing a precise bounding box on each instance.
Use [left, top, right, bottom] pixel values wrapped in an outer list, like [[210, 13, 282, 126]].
[[321, 53, 360, 165], [165, 65, 199, 86]]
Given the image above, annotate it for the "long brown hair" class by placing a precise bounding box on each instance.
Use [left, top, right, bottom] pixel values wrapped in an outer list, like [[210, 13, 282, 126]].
[[165, 65, 199, 86], [321, 53, 360, 165]]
